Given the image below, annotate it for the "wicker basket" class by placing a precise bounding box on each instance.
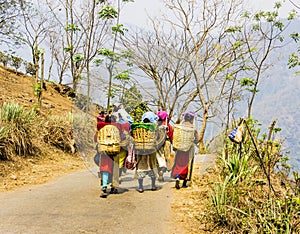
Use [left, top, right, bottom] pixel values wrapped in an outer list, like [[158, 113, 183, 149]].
[[131, 123, 157, 151], [98, 125, 121, 155], [173, 124, 195, 151]]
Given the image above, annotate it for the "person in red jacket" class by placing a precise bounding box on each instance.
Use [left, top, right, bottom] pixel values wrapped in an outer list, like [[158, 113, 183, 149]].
[[156, 111, 173, 182]]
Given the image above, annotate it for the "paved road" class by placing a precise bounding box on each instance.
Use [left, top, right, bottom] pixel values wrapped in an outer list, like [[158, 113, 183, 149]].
[[0, 154, 216, 234]]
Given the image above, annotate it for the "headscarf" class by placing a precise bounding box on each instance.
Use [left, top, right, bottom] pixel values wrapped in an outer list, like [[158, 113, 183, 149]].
[[112, 103, 133, 124], [182, 111, 196, 118], [113, 102, 123, 111], [142, 111, 158, 123], [157, 110, 170, 121]]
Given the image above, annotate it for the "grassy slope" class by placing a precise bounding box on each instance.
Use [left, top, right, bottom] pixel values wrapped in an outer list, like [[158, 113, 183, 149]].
[[0, 65, 86, 191]]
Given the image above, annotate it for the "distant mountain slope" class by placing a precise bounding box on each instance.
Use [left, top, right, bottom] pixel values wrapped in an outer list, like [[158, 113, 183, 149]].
[[252, 38, 300, 172]]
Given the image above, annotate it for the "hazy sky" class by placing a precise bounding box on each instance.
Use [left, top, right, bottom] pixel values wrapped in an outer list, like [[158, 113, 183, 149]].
[[121, 0, 296, 27]]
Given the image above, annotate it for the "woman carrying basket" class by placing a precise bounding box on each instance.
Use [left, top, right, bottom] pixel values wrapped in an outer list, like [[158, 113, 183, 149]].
[[95, 114, 123, 197], [156, 110, 173, 182], [133, 111, 159, 193], [171, 111, 199, 189]]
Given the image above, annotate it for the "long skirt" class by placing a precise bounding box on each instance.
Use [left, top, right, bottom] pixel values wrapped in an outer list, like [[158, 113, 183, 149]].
[[136, 153, 157, 179], [171, 150, 189, 179], [171, 147, 194, 180]]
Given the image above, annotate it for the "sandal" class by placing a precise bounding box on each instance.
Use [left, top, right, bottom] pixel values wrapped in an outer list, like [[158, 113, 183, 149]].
[[138, 188, 144, 193], [110, 188, 119, 194], [158, 171, 164, 182], [175, 179, 180, 189], [100, 187, 108, 198]]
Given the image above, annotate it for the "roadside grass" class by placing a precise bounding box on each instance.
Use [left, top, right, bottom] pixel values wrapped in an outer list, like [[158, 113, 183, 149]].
[[202, 118, 300, 233]]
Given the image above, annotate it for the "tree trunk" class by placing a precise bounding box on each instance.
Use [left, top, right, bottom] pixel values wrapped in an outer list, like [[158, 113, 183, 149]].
[[198, 107, 208, 153], [39, 52, 44, 107]]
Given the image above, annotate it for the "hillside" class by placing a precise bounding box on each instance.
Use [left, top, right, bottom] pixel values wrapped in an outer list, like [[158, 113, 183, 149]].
[[1, 65, 298, 233], [252, 44, 300, 172], [0, 65, 86, 191]]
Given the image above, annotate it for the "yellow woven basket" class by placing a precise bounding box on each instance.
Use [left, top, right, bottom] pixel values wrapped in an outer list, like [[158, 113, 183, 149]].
[[98, 125, 121, 155], [173, 124, 195, 151], [132, 125, 156, 150]]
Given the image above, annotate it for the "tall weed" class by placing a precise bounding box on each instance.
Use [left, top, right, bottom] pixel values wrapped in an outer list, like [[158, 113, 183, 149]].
[[210, 176, 230, 224], [205, 118, 300, 233], [0, 102, 37, 160]]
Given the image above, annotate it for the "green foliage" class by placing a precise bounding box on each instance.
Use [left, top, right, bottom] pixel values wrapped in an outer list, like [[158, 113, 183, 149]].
[[0, 51, 9, 66], [0, 102, 78, 161], [240, 77, 255, 87], [114, 72, 129, 80], [292, 171, 300, 195], [288, 9, 297, 21], [98, 6, 117, 19], [33, 83, 42, 95], [10, 55, 23, 72], [233, 40, 243, 49], [290, 32, 300, 43], [121, 85, 144, 115], [225, 75, 234, 80], [225, 26, 242, 33], [256, 196, 300, 233], [73, 54, 84, 62], [93, 58, 103, 66], [63, 46, 73, 53], [209, 178, 230, 224], [24, 61, 36, 75], [205, 118, 300, 233], [130, 102, 149, 123], [107, 86, 120, 100], [112, 24, 128, 35], [288, 52, 300, 69], [98, 48, 114, 57], [33, 83, 42, 103], [220, 150, 258, 186], [114, 68, 132, 81], [65, 24, 80, 32]]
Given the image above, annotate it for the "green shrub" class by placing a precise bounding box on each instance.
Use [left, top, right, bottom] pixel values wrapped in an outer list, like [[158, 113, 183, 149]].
[[205, 118, 300, 233]]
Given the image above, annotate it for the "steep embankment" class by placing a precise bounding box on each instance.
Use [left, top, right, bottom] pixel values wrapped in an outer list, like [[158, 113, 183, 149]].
[[0, 65, 85, 191]]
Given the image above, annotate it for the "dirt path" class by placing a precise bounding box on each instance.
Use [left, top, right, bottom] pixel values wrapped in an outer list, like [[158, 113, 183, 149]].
[[0, 154, 216, 234]]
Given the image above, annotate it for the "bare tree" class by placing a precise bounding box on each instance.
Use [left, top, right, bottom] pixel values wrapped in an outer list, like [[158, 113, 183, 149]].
[[122, 23, 198, 121], [16, 1, 55, 106], [124, 0, 247, 150], [0, 0, 29, 45], [45, 0, 111, 93]]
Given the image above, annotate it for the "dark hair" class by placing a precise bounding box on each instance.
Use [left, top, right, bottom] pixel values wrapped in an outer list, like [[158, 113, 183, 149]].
[[157, 117, 163, 125], [184, 114, 194, 123], [143, 118, 150, 123], [105, 115, 116, 123]]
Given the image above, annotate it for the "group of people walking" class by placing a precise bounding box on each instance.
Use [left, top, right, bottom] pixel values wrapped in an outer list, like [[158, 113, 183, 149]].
[[94, 103, 199, 198]]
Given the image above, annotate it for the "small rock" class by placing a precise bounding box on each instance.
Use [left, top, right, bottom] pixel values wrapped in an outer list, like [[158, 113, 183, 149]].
[[10, 174, 17, 180]]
